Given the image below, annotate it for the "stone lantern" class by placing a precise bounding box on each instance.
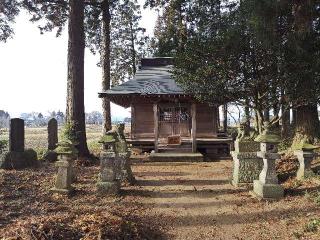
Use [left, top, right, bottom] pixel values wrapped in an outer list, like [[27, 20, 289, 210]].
[[253, 123, 284, 199], [50, 141, 78, 195], [97, 136, 120, 195], [294, 143, 319, 180]]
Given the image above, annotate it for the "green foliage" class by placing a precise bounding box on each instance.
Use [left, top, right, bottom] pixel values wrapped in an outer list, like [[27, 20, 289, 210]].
[[165, 0, 320, 134], [62, 121, 79, 144], [87, 140, 101, 156], [304, 219, 320, 233], [0, 140, 8, 154], [99, 135, 116, 143], [0, 0, 20, 42]]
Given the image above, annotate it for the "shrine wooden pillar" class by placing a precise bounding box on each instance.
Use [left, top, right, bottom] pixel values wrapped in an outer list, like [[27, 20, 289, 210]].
[[153, 103, 159, 153], [131, 104, 135, 139], [191, 103, 197, 153]]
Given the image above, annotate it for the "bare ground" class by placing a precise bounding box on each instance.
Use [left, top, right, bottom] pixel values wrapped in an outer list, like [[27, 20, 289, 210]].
[[127, 160, 320, 240], [1, 159, 320, 239]]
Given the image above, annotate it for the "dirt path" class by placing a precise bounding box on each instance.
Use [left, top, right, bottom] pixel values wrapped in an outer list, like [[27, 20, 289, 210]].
[[125, 160, 320, 240]]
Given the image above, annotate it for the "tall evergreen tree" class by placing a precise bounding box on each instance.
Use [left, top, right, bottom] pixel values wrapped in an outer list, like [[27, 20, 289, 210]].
[[0, 0, 20, 42]]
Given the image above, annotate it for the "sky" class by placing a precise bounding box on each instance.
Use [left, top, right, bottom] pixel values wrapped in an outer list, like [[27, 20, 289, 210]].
[[0, 1, 157, 119]]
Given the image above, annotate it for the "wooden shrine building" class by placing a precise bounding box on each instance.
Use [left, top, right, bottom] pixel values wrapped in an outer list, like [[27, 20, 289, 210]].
[[99, 57, 232, 160]]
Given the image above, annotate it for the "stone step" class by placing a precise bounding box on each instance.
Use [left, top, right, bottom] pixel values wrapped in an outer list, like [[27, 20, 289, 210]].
[[149, 152, 204, 162]]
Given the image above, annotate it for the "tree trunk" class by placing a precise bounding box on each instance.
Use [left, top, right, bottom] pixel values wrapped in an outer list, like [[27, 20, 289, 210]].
[[101, 0, 112, 134], [129, 21, 137, 75], [291, 1, 319, 147], [222, 104, 228, 132], [291, 108, 297, 126], [292, 104, 320, 147], [66, 0, 89, 157], [244, 100, 251, 136], [255, 109, 264, 134], [281, 106, 290, 138]]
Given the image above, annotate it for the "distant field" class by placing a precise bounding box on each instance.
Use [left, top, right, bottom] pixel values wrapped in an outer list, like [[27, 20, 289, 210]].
[[0, 125, 105, 156]]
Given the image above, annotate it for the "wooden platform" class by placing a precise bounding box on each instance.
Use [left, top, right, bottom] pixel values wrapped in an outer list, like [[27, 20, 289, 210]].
[[127, 137, 233, 159], [149, 152, 204, 162]]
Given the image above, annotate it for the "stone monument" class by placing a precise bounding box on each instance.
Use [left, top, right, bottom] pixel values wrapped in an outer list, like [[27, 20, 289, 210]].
[[232, 122, 263, 186], [253, 122, 284, 200], [43, 118, 58, 162], [1, 118, 38, 169], [48, 118, 58, 151]]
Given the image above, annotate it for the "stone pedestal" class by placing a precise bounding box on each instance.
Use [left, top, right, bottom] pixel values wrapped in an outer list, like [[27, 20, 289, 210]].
[[294, 150, 314, 180], [97, 151, 120, 195], [253, 152, 284, 199], [232, 140, 262, 186], [50, 159, 74, 195], [232, 151, 263, 186], [59, 155, 76, 183]]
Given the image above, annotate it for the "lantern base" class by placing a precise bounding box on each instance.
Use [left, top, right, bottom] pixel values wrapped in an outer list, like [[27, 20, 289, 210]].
[[253, 180, 284, 200], [50, 187, 74, 195], [97, 181, 120, 195]]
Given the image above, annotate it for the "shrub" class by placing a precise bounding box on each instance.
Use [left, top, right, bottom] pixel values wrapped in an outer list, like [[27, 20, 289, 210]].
[[62, 121, 78, 143]]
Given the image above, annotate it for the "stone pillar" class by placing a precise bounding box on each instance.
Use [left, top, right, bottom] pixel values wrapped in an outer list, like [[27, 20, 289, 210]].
[[253, 126, 284, 200], [50, 158, 74, 195], [48, 118, 58, 150], [9, 118, 24, 152], [97, 151, 120, 195], [294, 150, 315, 180], [117, 152, 136, 185]]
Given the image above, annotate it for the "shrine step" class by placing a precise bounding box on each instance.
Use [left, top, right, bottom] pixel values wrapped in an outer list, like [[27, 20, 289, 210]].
[[158, 147, 192, 153], [149, 152, 204, 162]]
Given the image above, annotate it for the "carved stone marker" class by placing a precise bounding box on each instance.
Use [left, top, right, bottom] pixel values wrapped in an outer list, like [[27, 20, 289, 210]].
[[9, 118, 24, 152], [253, 123, 284, 200], [232, 123, 263, 187], [232, 150, 263, 186], [48, 118, 58, 150]]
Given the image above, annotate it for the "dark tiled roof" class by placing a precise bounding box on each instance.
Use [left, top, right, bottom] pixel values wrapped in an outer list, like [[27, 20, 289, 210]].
[[100, 65, 185, 96]]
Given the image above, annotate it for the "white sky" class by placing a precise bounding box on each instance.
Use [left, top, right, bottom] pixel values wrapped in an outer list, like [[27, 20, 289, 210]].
[[0, 1, 157, 119]]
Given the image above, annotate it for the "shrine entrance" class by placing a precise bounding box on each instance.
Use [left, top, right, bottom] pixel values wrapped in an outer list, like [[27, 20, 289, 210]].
[[158, 104, 191, 139]]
